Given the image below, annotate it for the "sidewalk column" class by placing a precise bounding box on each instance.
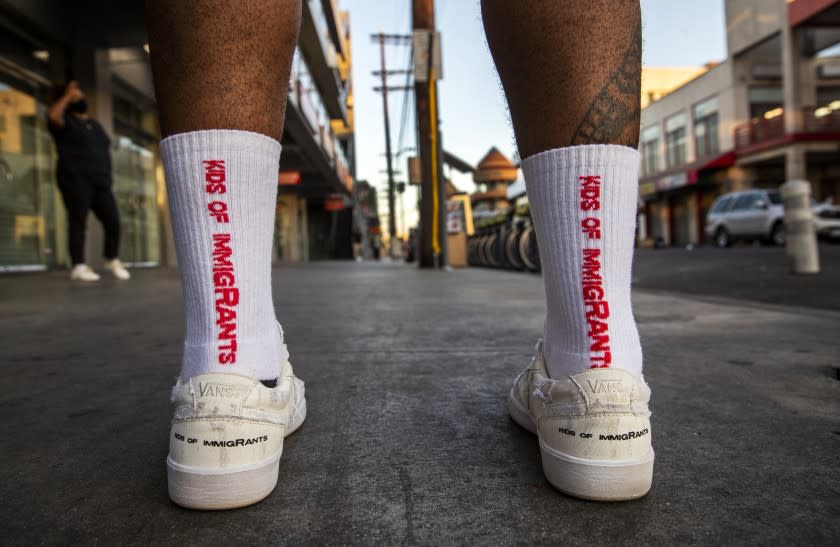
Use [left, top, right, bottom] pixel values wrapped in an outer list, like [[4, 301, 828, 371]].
[[781, 7, 803, 139], [781, 179, 819, 274]]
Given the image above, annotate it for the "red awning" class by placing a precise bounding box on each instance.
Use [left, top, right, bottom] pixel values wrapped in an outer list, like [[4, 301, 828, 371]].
[[697, 151, 736, 171]]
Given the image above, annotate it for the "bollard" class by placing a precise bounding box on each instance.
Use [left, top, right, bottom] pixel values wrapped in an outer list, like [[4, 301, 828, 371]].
[[780, 180, 819, 274]]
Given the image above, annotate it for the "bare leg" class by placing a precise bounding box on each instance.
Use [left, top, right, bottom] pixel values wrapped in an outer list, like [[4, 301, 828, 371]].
[[484, 1, 653, 501], [146, 0, 301, 139], [482, 0, 644, 374], [147, 1, 308, 510], [482, 0, 641, 157]]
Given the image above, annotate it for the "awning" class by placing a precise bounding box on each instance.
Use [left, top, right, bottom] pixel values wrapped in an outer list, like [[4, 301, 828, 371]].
[[694, 151, 736, 172], [640, 151, 737, 199]]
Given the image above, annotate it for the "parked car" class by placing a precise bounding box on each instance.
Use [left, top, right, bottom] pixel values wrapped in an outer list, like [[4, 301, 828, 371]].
[[706, 189, 840, 247], [814, 202, 840, 241], [706, 189, 785, 247]]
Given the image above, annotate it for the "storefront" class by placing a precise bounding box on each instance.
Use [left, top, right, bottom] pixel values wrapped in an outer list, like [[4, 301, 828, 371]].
[[0, 0, 355, 271], [0, 44, 62, 271], [0, 20, 166, 272], [275, 177, 310, 263], [640, 171, 723, 246]]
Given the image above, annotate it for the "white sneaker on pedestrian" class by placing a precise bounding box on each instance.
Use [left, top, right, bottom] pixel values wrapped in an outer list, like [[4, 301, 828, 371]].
[[508, 340, 654, 501], [104, 258, 130, 280], [70, 264, 100, 282], [167, 359, 306, 510]]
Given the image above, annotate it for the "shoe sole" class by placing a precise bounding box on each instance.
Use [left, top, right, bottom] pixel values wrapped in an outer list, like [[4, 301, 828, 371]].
[[508, 390, 653, 501], [167, 397, 307, 510]]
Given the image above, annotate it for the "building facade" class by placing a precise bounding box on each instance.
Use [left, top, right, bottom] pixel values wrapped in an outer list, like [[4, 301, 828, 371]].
[[639, 0, 840, 246], [0, 0, 354, 272]]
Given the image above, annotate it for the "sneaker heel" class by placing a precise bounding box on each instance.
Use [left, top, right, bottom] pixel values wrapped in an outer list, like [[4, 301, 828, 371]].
[[539, 442, 654, 501], [167, 457, 280, 510]]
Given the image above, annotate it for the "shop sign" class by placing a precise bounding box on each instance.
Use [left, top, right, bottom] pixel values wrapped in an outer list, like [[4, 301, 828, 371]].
[[639, 181, 657, 197], [324, 194, 348, 211], [278, 171, 301, 186], [656, 173, 688, 192], [446, 200, 465, 234], [448, 194, 474, 235]]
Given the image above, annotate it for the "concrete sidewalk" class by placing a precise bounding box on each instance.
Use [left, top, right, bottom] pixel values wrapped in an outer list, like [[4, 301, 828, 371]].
[[1, 262, 838, 545]]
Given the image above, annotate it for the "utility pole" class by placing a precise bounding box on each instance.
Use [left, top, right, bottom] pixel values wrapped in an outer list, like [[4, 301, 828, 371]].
[[371, 33, 412, 257], [397, 181, 406, 240], [377, 33, 396, 255], [413, 0, 446, 268]]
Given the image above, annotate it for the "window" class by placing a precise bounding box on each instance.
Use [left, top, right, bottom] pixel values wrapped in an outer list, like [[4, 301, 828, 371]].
[[767, 191, 782, 205], [693, 96, 719, 158], [112, 81, 160, 266], [0, 77, 57, 269], [817, 86, 840, 105], [665, 112, 687, 168], [291, 49, 329, 133], [641, 125, 660, 175], [710, 196, 733, 214], [749, 87, 783, 119], [731, 193, 759, 211]]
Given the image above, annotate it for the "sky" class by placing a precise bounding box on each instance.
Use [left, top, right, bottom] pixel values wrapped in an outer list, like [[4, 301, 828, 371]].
[[340, 0, 728, 236]]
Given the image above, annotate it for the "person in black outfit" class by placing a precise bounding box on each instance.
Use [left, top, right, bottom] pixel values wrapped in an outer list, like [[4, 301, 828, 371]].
[[48, 81, 130, 281]]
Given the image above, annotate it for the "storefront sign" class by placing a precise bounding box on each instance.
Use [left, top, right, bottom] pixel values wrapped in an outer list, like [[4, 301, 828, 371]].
[[448, 194, 474, 235], [447, 200, 465, 234], [655, 173, 688, 192], [639, 181, 657, 197], [324, 195, 347, 211], [278, 171, 301, 186]]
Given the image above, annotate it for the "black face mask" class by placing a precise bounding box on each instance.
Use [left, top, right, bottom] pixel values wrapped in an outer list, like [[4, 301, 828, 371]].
[[67, 98, 88, 114]]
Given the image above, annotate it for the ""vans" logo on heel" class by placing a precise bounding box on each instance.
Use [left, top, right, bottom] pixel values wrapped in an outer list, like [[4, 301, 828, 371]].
[[586, 380, 625, 394], [198, 382, 249, 398]]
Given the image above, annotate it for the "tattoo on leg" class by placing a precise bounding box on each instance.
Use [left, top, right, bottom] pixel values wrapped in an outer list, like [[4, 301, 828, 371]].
[[571, 19, 642, 147]]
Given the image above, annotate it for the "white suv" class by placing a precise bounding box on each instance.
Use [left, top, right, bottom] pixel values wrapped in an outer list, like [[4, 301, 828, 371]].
[[705, 189, 785, 248]]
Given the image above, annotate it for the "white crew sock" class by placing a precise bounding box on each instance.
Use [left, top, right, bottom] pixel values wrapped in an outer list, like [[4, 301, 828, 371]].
[[161, 129, 287, 381], [522, 144, 642, 378]]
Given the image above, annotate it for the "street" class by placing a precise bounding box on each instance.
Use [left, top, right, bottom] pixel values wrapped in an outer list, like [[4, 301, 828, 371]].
[[632, 243, 840, 311], [1, 258, 838, 545]]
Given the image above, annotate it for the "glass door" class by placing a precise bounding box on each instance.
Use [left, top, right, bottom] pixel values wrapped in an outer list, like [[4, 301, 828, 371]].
[[112, 80, 160, 267], [0, 73, 57, 271]]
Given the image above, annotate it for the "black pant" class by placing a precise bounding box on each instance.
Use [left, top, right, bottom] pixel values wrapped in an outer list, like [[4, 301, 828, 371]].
[[58, 174, 121, 266]]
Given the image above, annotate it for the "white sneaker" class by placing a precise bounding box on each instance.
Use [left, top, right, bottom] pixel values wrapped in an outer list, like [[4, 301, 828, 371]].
[[104, 259, 130, 280], [508, 340, 654, 501], [167, 360, 306, 510], [70, 264, 100, 282]]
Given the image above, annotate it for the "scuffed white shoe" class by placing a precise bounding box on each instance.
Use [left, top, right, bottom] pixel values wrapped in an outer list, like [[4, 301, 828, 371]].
[[104, 258, 130, 280], [167, 360, 306, 510], [70, 264, 100, 282], [508, 340, 654, 501]]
